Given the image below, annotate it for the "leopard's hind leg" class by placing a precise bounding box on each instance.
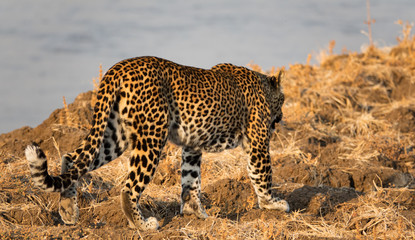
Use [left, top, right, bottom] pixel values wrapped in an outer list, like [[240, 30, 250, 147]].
[[119, 87, 170, 230], [59, 101, 128, 224], [120, 132, 168, 231], [58, 152, 78, 225]]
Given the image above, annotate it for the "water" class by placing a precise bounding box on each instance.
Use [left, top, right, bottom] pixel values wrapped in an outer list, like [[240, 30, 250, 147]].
[[0, 0, 414, 134]]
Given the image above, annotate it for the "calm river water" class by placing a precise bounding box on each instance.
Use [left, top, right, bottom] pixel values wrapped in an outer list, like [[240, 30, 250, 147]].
[[0, 0, 414, 133]]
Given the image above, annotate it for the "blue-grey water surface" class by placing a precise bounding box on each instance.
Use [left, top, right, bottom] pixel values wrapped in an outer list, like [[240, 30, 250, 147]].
[[0, 0, 414, 133]]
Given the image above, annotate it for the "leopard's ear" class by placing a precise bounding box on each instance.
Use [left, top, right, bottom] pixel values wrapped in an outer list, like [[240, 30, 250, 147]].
[[270, 69, 284, 88], [276, 69, 285, 86]]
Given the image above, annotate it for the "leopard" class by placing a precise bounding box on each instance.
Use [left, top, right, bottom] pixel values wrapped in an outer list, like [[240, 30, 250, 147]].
[[25, 56, 289, 231]]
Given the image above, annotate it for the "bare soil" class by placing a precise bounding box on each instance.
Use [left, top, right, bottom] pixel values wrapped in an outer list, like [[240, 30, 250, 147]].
[[1, 40, 415, 239]]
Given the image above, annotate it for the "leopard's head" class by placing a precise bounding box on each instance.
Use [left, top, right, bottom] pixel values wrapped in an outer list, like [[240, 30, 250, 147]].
[[262, 70, 285, 132]]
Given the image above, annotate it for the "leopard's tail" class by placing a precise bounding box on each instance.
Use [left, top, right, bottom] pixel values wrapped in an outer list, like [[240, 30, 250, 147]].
[[25, 62, 124, 193], [25, 143, 64, 192]]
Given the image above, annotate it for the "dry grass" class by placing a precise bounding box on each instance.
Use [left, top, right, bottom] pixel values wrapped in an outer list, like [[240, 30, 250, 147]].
[[2, 20, 415, 240]]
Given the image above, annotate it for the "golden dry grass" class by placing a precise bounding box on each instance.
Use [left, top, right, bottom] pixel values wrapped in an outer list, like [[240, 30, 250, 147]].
[[1, 23, 415, 240]]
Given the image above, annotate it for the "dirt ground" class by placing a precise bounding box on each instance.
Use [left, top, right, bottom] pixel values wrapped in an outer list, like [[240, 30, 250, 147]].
[[1, 34, 415, 239]]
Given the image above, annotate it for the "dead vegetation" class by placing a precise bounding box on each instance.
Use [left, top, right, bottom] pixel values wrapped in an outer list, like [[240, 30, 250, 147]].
[[1, 22, 415, 240]]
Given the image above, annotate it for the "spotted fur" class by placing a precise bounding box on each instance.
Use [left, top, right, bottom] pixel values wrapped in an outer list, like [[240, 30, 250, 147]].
[[25, 56, 289, 231]]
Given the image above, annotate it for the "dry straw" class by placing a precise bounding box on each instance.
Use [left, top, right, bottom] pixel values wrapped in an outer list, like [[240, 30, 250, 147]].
[[2, 11, 415, 239]]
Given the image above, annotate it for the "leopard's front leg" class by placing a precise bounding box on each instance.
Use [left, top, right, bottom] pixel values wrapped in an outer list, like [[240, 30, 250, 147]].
[[247, 146, 290, 212], [180, 148, 208, 219], [245, 117, 290, 213]]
